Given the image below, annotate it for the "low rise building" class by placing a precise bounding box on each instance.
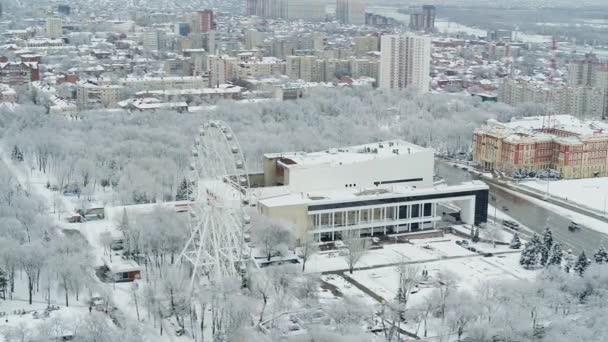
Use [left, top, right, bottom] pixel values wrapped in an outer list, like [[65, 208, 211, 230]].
[[0, 60, 39, 85], [119, 76, 208, 90], [473, 115, 608, 179], [234, 57, 285, 79], [255, 140, 489, 240], [135, 84, 243, 102], [76, 80, 124, 109]]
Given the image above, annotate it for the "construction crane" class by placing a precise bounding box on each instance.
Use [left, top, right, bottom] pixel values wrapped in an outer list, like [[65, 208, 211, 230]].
[[542, 35, 558, 131], [550, 35, 558, 72]]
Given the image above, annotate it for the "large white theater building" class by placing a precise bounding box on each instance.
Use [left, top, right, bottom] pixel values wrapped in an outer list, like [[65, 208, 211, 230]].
[[254, 140, 489, 241]]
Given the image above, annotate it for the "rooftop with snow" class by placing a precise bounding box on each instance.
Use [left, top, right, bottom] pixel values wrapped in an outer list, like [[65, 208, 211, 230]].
[[479, 115, 608, 143], [264, 140, 430, 168], [257, 180, 488, 207]]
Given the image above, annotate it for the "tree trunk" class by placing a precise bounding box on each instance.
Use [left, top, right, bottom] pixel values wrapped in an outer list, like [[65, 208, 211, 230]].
[[200, 304, 206, 342], [133, 291, 140, 321], [65, 288, 69, 307], [258, 296, 267, 324], [28, 279, 33, 305]]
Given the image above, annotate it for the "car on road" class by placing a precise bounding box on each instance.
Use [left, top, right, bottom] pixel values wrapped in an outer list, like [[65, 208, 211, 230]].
[[568, 222, 581, 232], [503, 220, 520, 230]]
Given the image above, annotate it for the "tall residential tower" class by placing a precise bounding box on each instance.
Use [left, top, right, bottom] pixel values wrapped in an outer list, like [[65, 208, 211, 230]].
[[379, 34, 431, 93]]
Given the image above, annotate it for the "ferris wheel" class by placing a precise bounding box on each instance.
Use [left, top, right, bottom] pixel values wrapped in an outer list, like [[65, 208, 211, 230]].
[[180, 120, 251, 284]]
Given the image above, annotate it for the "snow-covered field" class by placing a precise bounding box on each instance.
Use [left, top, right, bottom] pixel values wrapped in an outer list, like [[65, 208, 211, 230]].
[[522, 177, 608, 215], [349, 253, 534, 304], [305, 233, 515, 274]]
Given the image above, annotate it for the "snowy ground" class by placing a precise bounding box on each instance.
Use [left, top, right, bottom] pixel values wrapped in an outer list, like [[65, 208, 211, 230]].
[[521, 177, 608, 216], [349, 253, 535, 304], [305, 233, 516, 274], [320, 274, 378, 306], [0, 145, 191, 342]]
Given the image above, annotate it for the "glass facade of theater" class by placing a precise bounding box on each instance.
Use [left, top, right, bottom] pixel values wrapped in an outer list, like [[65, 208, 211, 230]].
[[307, 189, 488, 241]]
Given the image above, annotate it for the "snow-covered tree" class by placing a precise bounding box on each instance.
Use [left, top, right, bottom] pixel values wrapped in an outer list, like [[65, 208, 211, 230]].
[[573, 251, 590, 276], [10, 145, 23, 162], [341, 229, 370, 274], [509, 233, 522, 249], [0, 266, 7, 300], [445, 291, 478, 342], [593, 246, 608, 264], [564, 249, 576, 273], [19, 242, 47, 305], [540, 227, 553, 266], [326, 296, 370, 334], [98, 231, 114, 261], [486, 225, 503, 248], [547, 242, 563, 267], [298, 234, 318, 272], [395, 263, 420, 306], [175, 177, 194, 201], [520, 242, 539, 269], [251, 215, 295, 261]]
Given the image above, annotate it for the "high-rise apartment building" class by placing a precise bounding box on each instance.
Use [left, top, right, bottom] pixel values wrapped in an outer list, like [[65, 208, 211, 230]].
[[175, 22, 190, 37], [45, 17, 63, 39], [379, 34, 431, 93], [498, 78, 608, 119], [286, 55, 379, 82], [336, 0, 365, 25], [246, 0, 325, 21], [190, 31, 216, 54], [568, 53, 608, 88], [422, 5, 435, 32], [195, 10, 214, 32], [187, 10, 215, 34], [286, 55, 320, 82], [285, 0, 326, 21], [409, 5, 435, 32], [142, 29, 165, 51]]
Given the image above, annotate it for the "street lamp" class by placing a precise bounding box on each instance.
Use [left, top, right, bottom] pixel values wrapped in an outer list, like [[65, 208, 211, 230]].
[[490, 195, 497, 222]]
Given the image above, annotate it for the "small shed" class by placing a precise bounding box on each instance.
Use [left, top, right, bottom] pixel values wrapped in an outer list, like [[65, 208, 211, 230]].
[[102, 256, 141, 282]]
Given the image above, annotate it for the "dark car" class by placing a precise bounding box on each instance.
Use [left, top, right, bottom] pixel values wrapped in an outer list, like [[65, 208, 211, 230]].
[[503, 220, 519, 230], [568, 222, 580, 232]]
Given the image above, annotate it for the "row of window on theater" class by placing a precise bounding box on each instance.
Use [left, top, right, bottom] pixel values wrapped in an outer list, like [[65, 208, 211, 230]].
[[345, 183, 357, 188]]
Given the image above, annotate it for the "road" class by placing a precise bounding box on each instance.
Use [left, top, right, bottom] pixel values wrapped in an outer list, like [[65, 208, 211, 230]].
[[436, 160, 608, 253]]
